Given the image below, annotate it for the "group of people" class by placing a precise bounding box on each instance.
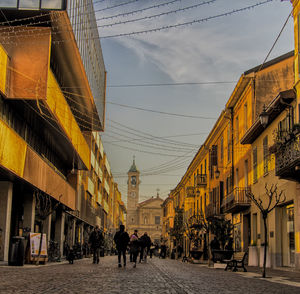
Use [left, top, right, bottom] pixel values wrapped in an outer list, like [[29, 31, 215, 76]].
[[87, 224, 154, 268], [114, 225, 152, 268]]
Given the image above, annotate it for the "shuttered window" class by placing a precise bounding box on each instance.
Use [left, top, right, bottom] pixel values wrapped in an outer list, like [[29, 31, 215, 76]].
[[253, 147, 258, 183]]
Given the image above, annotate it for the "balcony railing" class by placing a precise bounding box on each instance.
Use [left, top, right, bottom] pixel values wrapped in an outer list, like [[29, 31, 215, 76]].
[[196, 174, 207, 187], [205, 203, 220, 219], [186, 186, 195, 197], [275, 136, 300, 181], [221, 187, 251, 213]]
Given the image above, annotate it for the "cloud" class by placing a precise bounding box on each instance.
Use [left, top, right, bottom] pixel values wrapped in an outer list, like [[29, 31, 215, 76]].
[[100, 0, 292, 84]]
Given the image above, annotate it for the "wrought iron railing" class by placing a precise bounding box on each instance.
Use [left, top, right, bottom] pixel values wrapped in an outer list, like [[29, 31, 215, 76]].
[[186, 186, 195, 197], [196, 174, 207, 187], [221, 187, 251, 212], [275, 136, 300, 177], [205, 203, 220, 218]]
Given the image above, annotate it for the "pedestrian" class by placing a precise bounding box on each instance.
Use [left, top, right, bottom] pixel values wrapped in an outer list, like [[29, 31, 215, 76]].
[[225, 237, 233, 251], [88, 225, 104, 264], [210, 236, 220, 251], [149, 242, 155, 259], [129, 229, 138, 262], [210, 236, 220, 263], [129, 230, 140, 268], [160, 243, 167, 259], [114, 225, 130, 268], [139, 232, 151, 263]]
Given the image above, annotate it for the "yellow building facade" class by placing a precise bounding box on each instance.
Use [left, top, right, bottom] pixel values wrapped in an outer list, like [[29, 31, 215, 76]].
[[162, 50, 297, 267]]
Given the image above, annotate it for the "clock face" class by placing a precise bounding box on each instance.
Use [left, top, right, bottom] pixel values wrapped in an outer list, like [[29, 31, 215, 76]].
[[131, 176, 137, 186], [130, 192, 136, 198]]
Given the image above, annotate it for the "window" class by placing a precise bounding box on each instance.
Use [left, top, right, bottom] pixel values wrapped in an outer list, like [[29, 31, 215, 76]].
[[220, 137, 224, 161], [253, 147, 258, 183], [263, 136, 268, 175], [236, 116, 239, 143], [0, 0, 17, 7], [155, 216, 160, 224], [244, 103, 248, 131], [227, 127, 231, 162], [244, 160, 248, 187], [144, 217, 148, 224], [298, 13, 300, 76], [252, 213, 257, 244], [19, 0, 40, 9]]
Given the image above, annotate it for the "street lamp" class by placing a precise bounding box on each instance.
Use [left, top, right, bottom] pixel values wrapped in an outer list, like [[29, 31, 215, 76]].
[[259, 105, 269, 128]]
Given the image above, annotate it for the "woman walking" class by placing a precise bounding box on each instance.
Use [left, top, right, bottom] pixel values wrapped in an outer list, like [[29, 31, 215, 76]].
[[129, 230, 140, 268]]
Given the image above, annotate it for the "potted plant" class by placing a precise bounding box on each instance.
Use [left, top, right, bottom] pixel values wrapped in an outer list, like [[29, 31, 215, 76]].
[[248, 241, 258, 266]]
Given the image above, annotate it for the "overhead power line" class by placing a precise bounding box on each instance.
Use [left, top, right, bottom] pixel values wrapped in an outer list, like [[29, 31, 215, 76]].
[[107, 101, 217, 119], [257, 9, 292, 72], [108, 119, 199, 147], [100, 0, 274, 39], [107, 81, 237, 87], [0, 0, 274, 43], [94, 0, 145, 13], [96, 0, 188, 21], [98, 0, 217, 28]]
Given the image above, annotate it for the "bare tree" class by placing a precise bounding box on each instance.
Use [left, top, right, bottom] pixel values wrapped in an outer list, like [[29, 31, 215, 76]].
[[246, 184, 285, 278], [35, 191, 62, 264]]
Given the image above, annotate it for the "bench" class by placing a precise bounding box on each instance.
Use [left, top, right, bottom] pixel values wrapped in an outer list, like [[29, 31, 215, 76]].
[[225, 251, 247, 272]]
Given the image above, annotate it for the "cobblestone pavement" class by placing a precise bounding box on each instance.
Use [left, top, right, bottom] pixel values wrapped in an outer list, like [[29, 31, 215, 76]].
[[0, 256, 300, 294]]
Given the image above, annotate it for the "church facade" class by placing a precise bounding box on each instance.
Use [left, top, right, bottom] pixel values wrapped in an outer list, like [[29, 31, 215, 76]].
[[126, 159, 163, 244]]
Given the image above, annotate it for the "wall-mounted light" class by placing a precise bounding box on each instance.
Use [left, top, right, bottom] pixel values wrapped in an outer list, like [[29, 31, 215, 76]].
[[215, 169, 220, 179], [259, 105, 269, 128]]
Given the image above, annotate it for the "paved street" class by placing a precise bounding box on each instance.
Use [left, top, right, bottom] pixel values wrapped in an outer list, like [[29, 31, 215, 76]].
[[0, 256, 300, 294]]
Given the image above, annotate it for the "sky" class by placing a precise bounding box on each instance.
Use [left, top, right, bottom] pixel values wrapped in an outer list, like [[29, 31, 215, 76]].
[[94, 0, 294, 204]]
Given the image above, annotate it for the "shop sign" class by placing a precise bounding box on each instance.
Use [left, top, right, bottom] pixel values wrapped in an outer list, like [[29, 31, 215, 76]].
[[30, 233, 47, 257]]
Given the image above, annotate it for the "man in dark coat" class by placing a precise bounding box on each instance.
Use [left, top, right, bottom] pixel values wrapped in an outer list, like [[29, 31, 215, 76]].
[[114, 225, 130, 267], [139, 232, 152, 263], [88, 225, 104, 264]]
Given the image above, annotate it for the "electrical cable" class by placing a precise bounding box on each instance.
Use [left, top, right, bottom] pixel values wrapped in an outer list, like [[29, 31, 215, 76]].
[[107, 101, 217, 120], [107, 120, 199, 147], [257, 8, 292, 72], [96, 0, 188, 21], [102, 132, 196, 152], [107, 81, 237, 87], [97, 0, 217, 28], [0, 0, 274, 43]]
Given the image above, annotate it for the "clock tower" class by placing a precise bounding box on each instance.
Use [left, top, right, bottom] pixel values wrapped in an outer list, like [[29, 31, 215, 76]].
[[127, 157, 140, 232]]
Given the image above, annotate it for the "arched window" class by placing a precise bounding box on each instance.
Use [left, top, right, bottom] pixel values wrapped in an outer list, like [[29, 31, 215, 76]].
[[144, 216, 148, 224]]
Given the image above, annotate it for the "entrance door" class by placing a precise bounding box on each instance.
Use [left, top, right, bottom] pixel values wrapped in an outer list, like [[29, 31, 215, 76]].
[[286, 205, 295, 266], [281, 204, 295, 267]]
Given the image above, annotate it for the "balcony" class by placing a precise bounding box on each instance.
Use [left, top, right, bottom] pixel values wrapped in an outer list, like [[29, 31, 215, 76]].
[[196, 174, 207, 187], [205, 203, 220, 219], [222, 187, 251, 213], [275, 135, 300, 181], [186, 186, 195, 197]]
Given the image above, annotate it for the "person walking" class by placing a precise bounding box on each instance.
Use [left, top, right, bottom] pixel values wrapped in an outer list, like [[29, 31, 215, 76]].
[[88, 225, 104, 264], [139, 232, 151, 263], [129, 230, 140, 268], [114, 225, 130, 268]]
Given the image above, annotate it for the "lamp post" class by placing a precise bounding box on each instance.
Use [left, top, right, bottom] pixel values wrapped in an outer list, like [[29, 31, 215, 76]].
[[259, 105, 269, 128]]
